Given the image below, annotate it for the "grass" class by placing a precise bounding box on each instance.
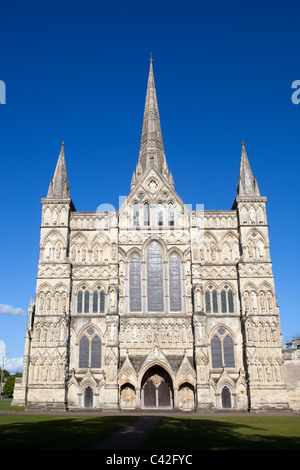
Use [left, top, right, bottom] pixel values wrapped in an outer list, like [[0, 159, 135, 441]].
[[0, 414, 137, 450], [0, 398, 137, 450], [1, 400, 299, 450], [142, 416, 300, 451], [0, 397, 25, 412]]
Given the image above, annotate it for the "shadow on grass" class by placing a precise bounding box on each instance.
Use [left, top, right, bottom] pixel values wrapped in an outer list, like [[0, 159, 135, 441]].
[[0, 415, 136, 450], [142, 417, 300, 451]]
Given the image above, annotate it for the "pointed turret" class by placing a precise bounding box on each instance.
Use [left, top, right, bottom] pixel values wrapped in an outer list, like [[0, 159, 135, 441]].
[[237, 141, 260, 197], [137, 57, 169, 178], [47, 142, 70, 199]]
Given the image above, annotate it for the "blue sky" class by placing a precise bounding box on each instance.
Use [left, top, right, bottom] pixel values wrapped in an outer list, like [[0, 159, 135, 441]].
[[0, 0, 299, 373]]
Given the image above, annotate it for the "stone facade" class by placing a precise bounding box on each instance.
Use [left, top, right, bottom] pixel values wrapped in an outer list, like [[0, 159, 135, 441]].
[[13, 60, 294, 411]]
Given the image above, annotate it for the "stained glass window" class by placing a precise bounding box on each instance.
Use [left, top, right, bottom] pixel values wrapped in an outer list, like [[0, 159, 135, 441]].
[[144, 203, 150, 225], [169, 254, 181, 311], [147, 242, 164, 311], [130, 254, 142, 312]]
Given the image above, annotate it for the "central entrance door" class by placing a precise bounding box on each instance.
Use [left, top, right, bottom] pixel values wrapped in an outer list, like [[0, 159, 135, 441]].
[[142, 366, 173, 409]]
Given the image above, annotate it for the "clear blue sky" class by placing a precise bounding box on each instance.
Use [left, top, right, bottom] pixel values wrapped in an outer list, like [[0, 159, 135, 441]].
[[1, 0, 299, 372]]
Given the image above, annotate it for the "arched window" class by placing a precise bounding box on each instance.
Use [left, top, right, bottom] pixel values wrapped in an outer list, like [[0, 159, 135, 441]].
[[133, 202, 139, 226], [211, 328, 235, 368], [205, 285, 218, 313], [93, 290, 98, 313], [221, 285, 234, 313], [129, 254, 142, 312], [91, 336, 101, 368], [79, 328, 101, 369], [92, 286, 105, 313], [169, 253, 181, 311], [84, 290, 90, 313], [79, 335, 89, 368], [144, 203, 150, 226], [211, 335, 222, 368], [168, 202, 174, 225], [77, 290, 83, 313], [100, 290, 105, 313], [147, 242, 164, 312], [157, 203, 163, 226]]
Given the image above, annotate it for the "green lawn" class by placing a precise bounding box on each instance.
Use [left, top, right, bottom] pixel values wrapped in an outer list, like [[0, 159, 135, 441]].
[[1, 399, 299, 451], [0, 414, 136, 450], [142, 416, 300, 451]]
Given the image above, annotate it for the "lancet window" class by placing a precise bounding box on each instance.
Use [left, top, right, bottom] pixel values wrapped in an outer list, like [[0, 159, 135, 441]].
[[129, 254, 142, 312], [77, 285, 105, 314], [79, 328, 101, 369], [211, 328, 235, 368]]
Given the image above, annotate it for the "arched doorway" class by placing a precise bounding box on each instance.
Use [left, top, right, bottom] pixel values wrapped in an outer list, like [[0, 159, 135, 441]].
[[221, 386, 232, 409], [84, 386, 93, 408], [141, 365, 173, 409]]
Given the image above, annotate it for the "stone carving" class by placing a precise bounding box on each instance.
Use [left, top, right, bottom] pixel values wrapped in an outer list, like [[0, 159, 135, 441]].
[[119, 318, 193, 349]]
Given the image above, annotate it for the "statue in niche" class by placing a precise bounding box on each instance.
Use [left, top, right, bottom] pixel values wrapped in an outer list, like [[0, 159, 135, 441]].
[[259, 292, 266, 310], [39, 295, 44, 311], [133, 324, 138, 343], [194, 290, 201, 311], [244, 292, 250, 311], [210, 244, 216, 261], [110, 289, 117, 311], [248, 242, 254, 259], [56, 244, 61, 259], [251, 292, 257, 310], [45, 243, 51, 259], [249, 206, 256, 223]]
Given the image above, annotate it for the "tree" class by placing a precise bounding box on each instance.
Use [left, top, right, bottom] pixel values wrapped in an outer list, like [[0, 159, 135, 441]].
[[3, 373, 22, 398]]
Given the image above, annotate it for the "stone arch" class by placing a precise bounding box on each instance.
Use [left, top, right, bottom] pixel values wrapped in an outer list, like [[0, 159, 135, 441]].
[[142, 236, 167, 262], [120, 382, 136, 409], [140, 365, 174, 409], [216, 372, 237, 409]]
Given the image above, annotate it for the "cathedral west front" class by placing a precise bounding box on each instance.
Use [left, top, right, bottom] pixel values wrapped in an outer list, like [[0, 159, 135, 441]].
[[13, 59, 292, 412]]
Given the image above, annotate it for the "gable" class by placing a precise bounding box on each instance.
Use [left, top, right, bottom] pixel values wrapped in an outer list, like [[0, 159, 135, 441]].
[[119, 163, 188, 224]]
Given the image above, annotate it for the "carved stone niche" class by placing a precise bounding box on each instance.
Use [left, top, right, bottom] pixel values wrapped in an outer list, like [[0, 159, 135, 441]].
[[108, 286, 118, 313], [193, 285, 202, 312]]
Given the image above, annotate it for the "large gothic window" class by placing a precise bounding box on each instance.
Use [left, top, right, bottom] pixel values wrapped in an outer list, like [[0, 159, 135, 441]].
[[79, 329, 101, 369], [147, 242, 164, 312], [130, 254, 142, 312], [169, 253, 181, 311], [211, 328, 235, 368]]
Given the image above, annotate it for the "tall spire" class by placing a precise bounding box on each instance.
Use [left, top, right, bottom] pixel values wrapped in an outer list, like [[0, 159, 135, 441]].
[[237, 141, 260, 197], [47, 142, 70, 199], [137, 57, 168, 178]]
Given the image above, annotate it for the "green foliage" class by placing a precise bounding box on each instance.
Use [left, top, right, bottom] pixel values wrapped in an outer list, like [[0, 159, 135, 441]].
[[3, 376, 15, 397]]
